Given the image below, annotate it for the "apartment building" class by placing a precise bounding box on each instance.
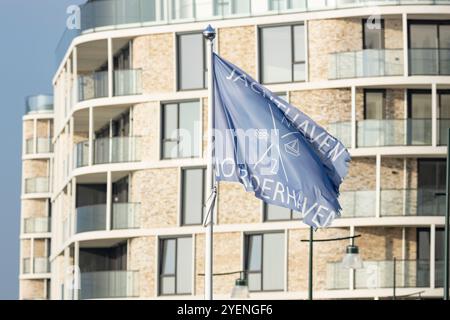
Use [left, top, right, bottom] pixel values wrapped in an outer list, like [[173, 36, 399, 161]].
[[20, 95, 53, 299], [20, 0, 450, 300]]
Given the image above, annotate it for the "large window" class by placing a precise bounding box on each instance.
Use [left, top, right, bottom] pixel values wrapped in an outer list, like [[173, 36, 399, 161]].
[[177, 33, 207, 90], [159, 237, 193, 295], [181, 168, 206, 225], [363, 18, 384, 50], [409, 21, 450, 75], [260, 24, 305, 84], [364, 90, 385, 120], [264, 203, 301, 221], [245, 232, 285, 291], [417, 159, 446, 216], [162, 101, 201, 159]]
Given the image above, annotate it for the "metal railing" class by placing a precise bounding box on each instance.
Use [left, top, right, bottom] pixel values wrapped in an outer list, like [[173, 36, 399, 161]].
[[79, 270, 139, 300], [24, 217, 51, 234], [329, 49, 404, 79]]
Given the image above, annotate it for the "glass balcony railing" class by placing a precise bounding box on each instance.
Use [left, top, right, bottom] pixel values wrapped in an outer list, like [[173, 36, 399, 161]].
[[329, 119, 439, 148], [76, 204, 107, 233], [114, 69, 142, 96], [22, 257, 50, 274], [438, 119, 450, 146], [74, 141, 89, 168], [327, 259, 431, 290], [94, 136, 140, 165], [25, 95, 53, 115], [112, 203, 140, 230], [328, 49, 403, 79], [340, 190, 376, 218], [24, 217, 51, 234], [25, 138, 53, 155], [409, 48, 450, 75], [55, 0, 450, 66], [381, 188, 445, 217], [79, 270, 139, 300], [339, 188, 445, 217], [24, 177, 50, 194], [78, 71, 108, 101]]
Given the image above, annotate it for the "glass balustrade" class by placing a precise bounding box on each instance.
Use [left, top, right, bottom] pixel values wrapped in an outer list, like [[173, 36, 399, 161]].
[[78, 71, 108, 101], [94, 136, 140, 165], [25, 95, 53, 115], [55, 0, 450, 66], [22, 258, 50, 274], [327, 259, 431, 290], [79, 270, 139, 300], [114, 69, 142, 96], [339, 190, 376, 218], [329, 49, 404, 79], [74, 141, 89, 168], [76, 204, 107, 233], [24, 217, 51, 234], [409, 48, 450, 75], [25, 177, 50, 194], [112, 203, 140, 230]]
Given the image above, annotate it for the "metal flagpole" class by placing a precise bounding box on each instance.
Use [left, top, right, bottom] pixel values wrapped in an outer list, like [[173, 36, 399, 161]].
[[445, 127, 450, 300], [203, 24, 216, 301], [308, 227, 313, 300]]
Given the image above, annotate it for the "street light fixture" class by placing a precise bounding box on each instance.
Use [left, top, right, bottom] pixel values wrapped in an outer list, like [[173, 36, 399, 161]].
[[230, 272, 250, 299], [342, 244, 363, 269]]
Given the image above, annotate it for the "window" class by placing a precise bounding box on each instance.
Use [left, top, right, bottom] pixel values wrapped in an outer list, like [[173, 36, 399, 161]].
[[260, 24, 305, 84], [364, 90, 385, 120], [162, 101, 201, 159], [177, 33, 207, 90], [214, 0, 250, 16], [181, 168, 206, 225], [417, 228, 431, 287], [264, 203, 301, 221], [245, 232, 285, 291], [409, 21, 450, 75], [417, 159, 446, 216], [159, 237, 192, 295], [363, 18, 384, 50]]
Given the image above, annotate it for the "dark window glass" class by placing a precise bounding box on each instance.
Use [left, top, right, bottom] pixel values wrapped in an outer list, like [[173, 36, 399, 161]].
[[364, 90, 385, 120]]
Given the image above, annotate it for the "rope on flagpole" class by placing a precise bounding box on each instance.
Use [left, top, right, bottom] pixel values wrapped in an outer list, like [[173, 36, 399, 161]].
[[203, 183, 218, 228]]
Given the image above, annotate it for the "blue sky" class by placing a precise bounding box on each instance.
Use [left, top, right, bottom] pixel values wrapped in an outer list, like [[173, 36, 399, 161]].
[[0, 0, 83, 300]]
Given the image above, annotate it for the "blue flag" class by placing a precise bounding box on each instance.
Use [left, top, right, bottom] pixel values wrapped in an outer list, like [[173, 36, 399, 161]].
[[212, 54, 351, 228]]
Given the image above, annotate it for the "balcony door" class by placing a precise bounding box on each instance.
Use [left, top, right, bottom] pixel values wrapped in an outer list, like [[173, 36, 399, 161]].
[[363, 18, 384, 77], [417, 159, 446, 216], [409, 21, 450, 75], [439, 92, 450, 145], [407, 91, 432, 145]]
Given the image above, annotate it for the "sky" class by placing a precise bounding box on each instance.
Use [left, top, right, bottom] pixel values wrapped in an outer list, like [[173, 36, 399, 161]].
[[0, 0, 84, 300]]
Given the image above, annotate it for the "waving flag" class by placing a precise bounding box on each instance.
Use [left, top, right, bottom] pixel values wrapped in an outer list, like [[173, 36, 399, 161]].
[[212, 54, 351, 228]]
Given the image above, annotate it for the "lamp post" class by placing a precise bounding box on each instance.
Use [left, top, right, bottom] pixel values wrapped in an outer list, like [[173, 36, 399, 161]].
[[301, 234, 363, 300]]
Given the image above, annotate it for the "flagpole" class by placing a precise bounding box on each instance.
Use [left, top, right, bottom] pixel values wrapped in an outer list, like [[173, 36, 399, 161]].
[[203, 25, 216, 301]]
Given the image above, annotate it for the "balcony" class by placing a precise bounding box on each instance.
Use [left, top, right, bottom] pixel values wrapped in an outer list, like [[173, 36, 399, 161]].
[[25, 95, 53, 115], [328, 118, 448, 148], [328, 49, 403, 80], [78, 71, 108, 101], [114, 69, 142, 96], [76, 204, 107, 233], [74, 141, 89, 168], [340, 188, 445, 218], [22, 257, 50, 275], [409, 48, 450, 76], [327, 259, 430, 290], [25, 138, 53, 155], [79, 270, 139, 300], [24, 177, 50, 194], [24, 217, 51, 234], [94, 136, 140, 165], [76, 202, 140, 234]]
